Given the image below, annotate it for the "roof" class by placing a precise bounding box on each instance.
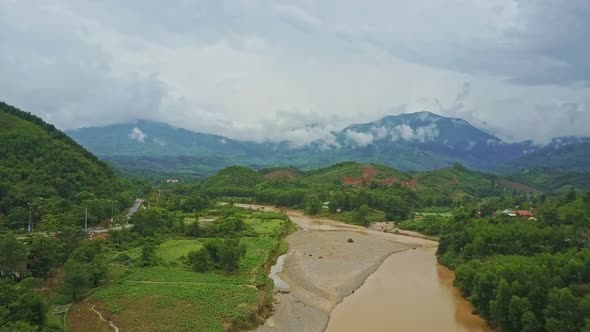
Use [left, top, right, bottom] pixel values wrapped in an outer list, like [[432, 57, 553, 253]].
[[515, 210, 534, 217]]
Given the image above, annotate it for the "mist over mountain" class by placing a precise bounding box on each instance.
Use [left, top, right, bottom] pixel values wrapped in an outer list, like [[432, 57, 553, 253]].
[[65, 112, 590, 177]]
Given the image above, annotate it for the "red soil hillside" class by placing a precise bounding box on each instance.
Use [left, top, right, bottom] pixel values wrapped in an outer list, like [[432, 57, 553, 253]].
[[342, 165, 413, 188]]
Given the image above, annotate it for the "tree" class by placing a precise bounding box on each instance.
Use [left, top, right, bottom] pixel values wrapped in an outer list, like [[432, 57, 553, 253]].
[[187, 248, 211, 272], [181, 194, 210, 213], [64, 259, 91, 301], [354, 204, 370, 226], [520, 311, 538, 332], [545, 288, 586, 332], [305, 196, 321, 215], [71, 242, 107, 287], [0, 234, 27, 279], [132, 208, 176, 237], [185, 221, 202, 237], [490, 278, 512, 330], [565, 187, 577, 204], [508, 296, 532, 332], [219, 239, 246, 273], [28, 236, 63, 279], [202, 239, 246, 273], [140, 238, 159, 267], [58, 225, 85, 258], [7, 207, 27, 230], [0, 281, 47, 331]]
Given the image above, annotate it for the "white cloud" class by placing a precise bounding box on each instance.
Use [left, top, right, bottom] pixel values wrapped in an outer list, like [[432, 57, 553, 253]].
[[372, 126, 390, 140], [345, 130, 374, 147], [391, 124, 440, 143], [128, 127, 147, 143], [153, 137, 167, 146], [0, 0, 589, 144]]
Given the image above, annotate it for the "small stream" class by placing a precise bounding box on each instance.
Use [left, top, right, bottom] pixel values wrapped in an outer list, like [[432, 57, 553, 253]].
[[268, 253, 289, 291]]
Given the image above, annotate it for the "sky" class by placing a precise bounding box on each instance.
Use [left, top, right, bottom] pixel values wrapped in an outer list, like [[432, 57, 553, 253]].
[[1, 0, 590, 145]]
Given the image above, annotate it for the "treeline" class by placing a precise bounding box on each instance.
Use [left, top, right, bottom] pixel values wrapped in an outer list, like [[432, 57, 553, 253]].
[[434, 191, 590, 331]]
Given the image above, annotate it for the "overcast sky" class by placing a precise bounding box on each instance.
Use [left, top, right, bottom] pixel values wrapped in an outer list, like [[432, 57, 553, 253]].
[[1, 0, 590, 145]]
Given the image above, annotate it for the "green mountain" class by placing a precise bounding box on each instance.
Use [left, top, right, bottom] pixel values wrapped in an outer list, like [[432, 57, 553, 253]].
[[65, 112, 590, 177], [66, 120, 271, 157], [504, 141, 590, 172], [0, 101, 120, 221]]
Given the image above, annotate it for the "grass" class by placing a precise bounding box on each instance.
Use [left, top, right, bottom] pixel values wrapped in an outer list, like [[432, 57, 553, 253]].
[[94, 283, 261, 331], [90, 208, 289, 332], [320, 208, 386, 225], [156, 239, 204, 263]]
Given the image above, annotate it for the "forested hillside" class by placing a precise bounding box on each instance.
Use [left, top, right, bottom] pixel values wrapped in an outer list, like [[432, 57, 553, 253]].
[[401, 189, 590, 331], [505, 142, 590, 172], [508, 169, 590, 193], [0, 102, 142, 331], [0, 101, 134, 229]]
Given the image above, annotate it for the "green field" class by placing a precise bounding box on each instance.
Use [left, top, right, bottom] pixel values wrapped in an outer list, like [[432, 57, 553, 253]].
[[92, 208, 289, 332]]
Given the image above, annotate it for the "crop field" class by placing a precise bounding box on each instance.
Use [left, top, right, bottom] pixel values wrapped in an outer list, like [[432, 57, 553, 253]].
[[90, 209, 288, 332]]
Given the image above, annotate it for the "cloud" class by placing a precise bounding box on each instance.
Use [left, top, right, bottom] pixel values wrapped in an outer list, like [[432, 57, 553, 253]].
[[345, 130, 374, 147], [128, 128, 147, 142], [391, 124, 440, 143], [371, 126, 390, 140], [153, 137, 167, 146], [0, 0, 589, 145]]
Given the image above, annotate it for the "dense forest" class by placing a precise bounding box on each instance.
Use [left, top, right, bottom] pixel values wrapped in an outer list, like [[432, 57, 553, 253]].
[[402, 189, 590, 331], [0, 102, 139, 230]]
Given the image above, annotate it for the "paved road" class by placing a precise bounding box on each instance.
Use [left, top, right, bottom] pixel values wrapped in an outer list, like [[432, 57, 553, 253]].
[[124, 198, 144, 218], [88, 198, 143, 234], [14, 198, 144, 240]]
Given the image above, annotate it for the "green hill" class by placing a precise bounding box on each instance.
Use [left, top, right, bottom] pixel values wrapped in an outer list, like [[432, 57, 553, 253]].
[[507, 169, 590, 193], [301, 162, 411, 186], [0, 101, 121, 222], [414, 164, 503, 201], [202, 166, 265, 197]]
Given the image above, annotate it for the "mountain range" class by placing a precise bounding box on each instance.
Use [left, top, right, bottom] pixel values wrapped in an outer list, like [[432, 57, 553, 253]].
[[65, 111, 590, 178]]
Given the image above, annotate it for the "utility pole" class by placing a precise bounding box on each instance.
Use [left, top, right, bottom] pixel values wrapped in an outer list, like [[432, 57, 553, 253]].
[[27, 202, 32, 233], [109, 200, 116, 222], [85, 206, 88, 234]]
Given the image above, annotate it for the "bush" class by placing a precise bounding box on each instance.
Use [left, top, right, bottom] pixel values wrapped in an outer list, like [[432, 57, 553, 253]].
[[202, 238, 247, 273], [187, 248, 212, 272], [139, 238, 160, 267]]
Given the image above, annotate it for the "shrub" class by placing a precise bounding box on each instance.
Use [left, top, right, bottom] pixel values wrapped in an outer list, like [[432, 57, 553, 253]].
[[187, 248, 212, 272]]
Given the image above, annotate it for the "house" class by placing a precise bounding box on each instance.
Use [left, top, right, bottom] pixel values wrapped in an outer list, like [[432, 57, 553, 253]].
[[166, 179, 179, 184], [515, 210, 534, 218]]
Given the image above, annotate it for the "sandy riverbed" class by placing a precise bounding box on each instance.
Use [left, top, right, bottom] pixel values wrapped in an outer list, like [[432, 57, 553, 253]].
[[236, 205, 434, 332]]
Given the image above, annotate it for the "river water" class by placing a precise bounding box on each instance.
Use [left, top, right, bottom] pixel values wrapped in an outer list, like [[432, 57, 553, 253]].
[[325, 247, 492, 332]]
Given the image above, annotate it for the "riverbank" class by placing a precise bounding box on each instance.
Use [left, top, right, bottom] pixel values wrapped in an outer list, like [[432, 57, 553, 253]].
[[235, 204, 490, 332], [235, 205, 431, 332]]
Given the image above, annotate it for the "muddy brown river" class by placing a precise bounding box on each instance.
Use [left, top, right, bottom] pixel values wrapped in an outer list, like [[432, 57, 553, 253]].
[[325, 247, 492, 332]]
